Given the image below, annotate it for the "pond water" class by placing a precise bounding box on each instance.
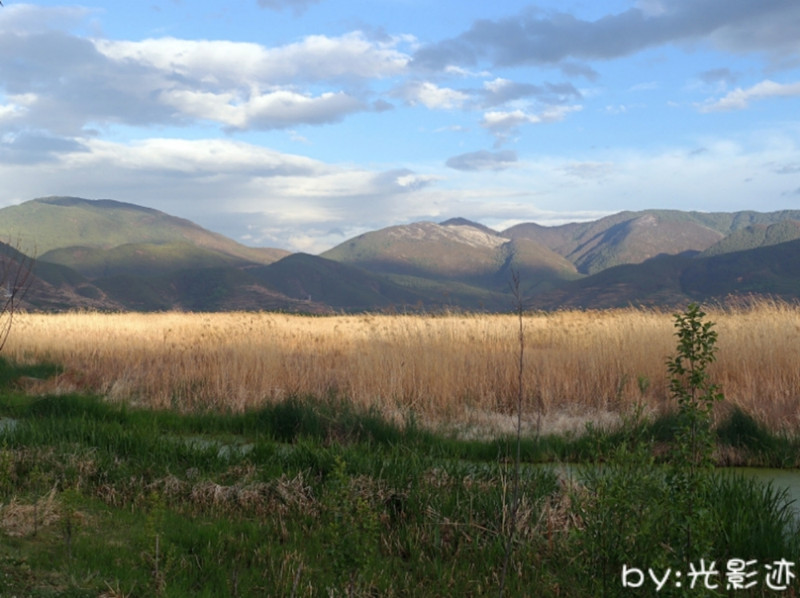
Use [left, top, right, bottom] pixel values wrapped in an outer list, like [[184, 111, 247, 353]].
[[733, 468, 800, 514]]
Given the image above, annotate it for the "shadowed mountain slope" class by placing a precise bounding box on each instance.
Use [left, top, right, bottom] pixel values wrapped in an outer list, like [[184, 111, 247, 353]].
[[504, 211, 722, 274], [699, 220, 800, 258], [504, 209, 800, 275], [528, 237, 800, 309], [250, 253, 432, 310]]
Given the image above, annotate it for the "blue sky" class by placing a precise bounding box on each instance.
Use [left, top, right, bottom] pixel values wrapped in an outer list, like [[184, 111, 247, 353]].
[[1, 0, 800, 252]]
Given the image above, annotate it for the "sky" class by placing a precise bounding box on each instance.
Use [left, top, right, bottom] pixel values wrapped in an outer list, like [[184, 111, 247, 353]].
[[1, 1, 800, 253]]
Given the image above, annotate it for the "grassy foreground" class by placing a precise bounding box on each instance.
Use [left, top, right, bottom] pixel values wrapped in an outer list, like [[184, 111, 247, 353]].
[[0, 356, 799, 596]]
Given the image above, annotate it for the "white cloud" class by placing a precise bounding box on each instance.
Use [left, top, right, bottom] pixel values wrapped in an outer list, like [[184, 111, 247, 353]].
[[70, 138, 324, 177], [0, 26, 410, 136], [0, 103, 24, 123], [159, 88, 364, 130], [482, 109, 533, 130], [94, 32, 409, 85], [401, 81, 469, 109], [481, 105, 582, 141], [0, 93, 37, 125], [82, 32, 409, 131], [698, 80, 800, 112], [483, 77, 513, 94]]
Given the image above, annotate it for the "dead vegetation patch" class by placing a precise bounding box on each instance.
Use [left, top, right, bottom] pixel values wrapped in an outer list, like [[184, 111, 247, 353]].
[[0, 487, 62, 537]]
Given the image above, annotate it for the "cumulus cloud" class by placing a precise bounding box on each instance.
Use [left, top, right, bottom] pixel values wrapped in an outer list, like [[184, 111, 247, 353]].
[[0, 30, 178, 135], [96, 32, 409, 85], [160, 89, 364, 130], [397, 81, 469, 109], [698, 79, 800, 112], [446, 150, 518, 171], [481, 105, 582, 143], [395, 76, 581, 114], [0, 16, 410, 138], [412, 0, 800, 71]]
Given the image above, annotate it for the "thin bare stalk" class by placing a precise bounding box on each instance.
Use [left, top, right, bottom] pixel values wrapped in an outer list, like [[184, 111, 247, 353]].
[[499, 269, 525, 598]]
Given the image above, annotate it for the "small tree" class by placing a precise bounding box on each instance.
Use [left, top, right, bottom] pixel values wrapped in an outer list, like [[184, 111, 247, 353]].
[[666, 302, 724, 560], [0, 240, 35, 353]]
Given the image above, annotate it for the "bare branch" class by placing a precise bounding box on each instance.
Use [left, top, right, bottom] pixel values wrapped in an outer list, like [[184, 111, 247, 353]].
[[0, 238, 36, 353]]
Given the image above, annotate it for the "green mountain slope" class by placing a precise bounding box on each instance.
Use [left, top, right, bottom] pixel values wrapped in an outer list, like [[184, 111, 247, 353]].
[[0, 197, 288, 266], [41, 242, 247, 279]]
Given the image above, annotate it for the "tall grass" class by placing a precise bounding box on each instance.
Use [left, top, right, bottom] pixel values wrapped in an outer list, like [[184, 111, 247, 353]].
[[5, 299, 800, 432], [0, 357, 798, 594], [0, 390, 567, 596]]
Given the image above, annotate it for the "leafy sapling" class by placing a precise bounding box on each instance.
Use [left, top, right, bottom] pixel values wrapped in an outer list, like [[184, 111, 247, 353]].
[[666, 303, 724, 561]]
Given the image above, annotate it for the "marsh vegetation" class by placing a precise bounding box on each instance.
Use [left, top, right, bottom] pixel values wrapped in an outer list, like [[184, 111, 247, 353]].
[[6, 299, 800, 432], [0, 301, 799, 595]]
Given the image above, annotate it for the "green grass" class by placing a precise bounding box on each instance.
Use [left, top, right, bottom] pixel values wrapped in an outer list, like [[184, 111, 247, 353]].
[[0, 357, 798, 596]]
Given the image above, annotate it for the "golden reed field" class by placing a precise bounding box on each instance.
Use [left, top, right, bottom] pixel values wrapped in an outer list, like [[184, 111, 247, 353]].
[[4, 299, 800, 434]]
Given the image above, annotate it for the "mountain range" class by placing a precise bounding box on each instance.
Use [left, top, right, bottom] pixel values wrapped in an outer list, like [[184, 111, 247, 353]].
[[2, 196, 800, 312]]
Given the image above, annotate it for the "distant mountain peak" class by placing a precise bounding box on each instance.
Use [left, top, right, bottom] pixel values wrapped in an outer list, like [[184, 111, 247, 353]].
[[386, 221, 505, 250], [439, 217, 498, 235]]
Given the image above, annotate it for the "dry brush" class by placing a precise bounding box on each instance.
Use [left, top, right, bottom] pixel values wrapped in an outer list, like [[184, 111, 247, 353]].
[[5, 300, 800, 433]]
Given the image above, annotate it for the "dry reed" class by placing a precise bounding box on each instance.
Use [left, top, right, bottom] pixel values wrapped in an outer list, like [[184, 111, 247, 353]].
[[4, 300, 800, 433]]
